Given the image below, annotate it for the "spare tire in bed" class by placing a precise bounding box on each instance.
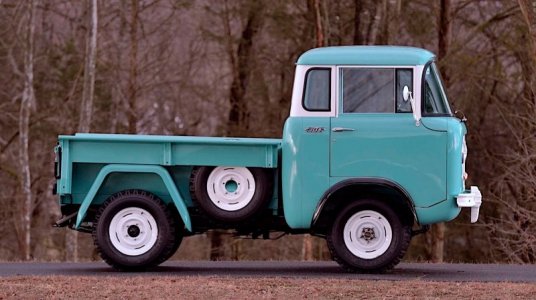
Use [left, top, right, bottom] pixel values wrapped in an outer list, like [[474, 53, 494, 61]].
[[190, 166, 272, 222]]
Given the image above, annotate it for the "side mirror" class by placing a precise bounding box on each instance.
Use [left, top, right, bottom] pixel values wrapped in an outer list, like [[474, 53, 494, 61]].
[[403, 86, 410, 102], [402, 85, 420, 126]]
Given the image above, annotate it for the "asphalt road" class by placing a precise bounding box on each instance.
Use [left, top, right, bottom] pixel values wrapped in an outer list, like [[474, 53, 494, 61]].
[[0, 261, 535, 282]]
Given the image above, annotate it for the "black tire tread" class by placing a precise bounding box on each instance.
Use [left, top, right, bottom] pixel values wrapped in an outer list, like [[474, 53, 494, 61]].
[[92, 189, 180, 271], [326, 199, 412, 274], [189, 166, 272, 222], [327, 222, 411, 273]]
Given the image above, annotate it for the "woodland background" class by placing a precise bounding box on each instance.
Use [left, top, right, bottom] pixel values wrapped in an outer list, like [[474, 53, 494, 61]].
[[0, 0, 535, 263]]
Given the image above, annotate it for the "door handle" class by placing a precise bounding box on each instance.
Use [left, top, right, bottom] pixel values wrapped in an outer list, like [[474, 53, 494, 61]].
[[332, 127, 355, 132]]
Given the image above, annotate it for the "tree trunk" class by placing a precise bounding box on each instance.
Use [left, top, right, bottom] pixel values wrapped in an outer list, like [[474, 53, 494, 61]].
[[429, 223, 445, 262], [209, 230, 223, 261], [127, 0, 139, 134], [353, 0, 364, 45], [226, 1, 263, 136], [437, 0, 452, 84], [19, 0, 37, 261], [302, 234, 314, 261], [391, 0, 402, 43], [427, 0, 452, 263], [517, 0, 536, 106], [221, 1, 264, 260], [66, 0, 98, 263], [313, 0, 325, 47], [376, 0, 390, 44], [301, 1, 329, 260], [365, 1, 380, 44], [78, 0, 98, 133]]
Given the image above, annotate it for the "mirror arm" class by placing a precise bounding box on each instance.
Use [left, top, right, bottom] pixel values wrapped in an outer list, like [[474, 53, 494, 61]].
[[409, 92, 420, 126]]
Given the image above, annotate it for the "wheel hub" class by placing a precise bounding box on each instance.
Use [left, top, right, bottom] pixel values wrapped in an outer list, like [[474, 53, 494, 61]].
[[127, 225, 141, 237], [360, 227, 376, 242], [224, 179, 238, 193]]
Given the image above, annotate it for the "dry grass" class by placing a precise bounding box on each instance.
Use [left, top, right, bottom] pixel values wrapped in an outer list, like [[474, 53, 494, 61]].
[[0, 276, 534, 299]]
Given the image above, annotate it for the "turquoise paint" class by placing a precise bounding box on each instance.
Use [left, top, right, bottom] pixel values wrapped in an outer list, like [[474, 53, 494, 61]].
[[282, 113, 464, 228], [225, 181, 238, 193], [97, 172, 169, 201], [447, 119, 466, 201], [330, 113, 447, 209], [57, 46, 473, 234], [74, 164, 192, 232], [66, 164, 195, 207], [282, 117, 331, 228], [167, 166, 195, 206], [57, 139, 73, 194], [415, 198, 461, 225], [60, 134, 280, 169], [297, 46, 435, 66], [276, 112, 465, 229]]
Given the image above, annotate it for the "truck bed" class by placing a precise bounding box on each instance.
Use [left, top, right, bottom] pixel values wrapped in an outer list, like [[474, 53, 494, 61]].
[[60, 133, 281, 166], [56, 133, 281, 196]]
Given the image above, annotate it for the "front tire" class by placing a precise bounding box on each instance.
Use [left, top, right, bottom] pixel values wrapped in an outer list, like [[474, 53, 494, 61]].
[[92, 190, 179, 271], [327, 199, 411, 273]]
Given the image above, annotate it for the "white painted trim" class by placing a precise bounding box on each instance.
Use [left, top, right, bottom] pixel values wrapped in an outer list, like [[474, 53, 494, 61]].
[[290, 65, 336, 117], [413, 65, 424, 121]]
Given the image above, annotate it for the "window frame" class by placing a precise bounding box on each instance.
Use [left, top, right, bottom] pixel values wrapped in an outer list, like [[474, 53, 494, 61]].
[[420, 61, 453, 117], [395, 68, 414, 113], [338, 66, 417, 115], [301, 67, 332, 112]]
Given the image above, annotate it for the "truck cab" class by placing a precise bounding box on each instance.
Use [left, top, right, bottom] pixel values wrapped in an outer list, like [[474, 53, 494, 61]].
[[283, 46, 479, 230], [54, 46, 481, 273]]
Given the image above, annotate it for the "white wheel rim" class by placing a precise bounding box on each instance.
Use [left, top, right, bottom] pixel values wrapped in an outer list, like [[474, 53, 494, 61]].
[[108, 207, 158, 256], [343, 210, 392, 259], [206, 167, 256, 211]]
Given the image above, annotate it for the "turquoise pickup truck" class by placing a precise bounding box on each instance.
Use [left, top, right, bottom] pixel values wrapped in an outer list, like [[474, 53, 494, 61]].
[[54, 46, 481, 272]]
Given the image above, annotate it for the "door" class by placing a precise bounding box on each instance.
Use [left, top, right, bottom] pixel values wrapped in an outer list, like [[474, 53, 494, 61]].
[[329, 67, 447, 207]]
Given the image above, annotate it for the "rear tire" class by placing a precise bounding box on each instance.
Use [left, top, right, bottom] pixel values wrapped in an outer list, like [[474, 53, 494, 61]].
[[92, 190, 180, 271], [190, 166, 272, 222], [327, 199, 411, 273]]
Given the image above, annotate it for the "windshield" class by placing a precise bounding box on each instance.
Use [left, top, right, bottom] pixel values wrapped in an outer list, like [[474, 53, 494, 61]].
[[422, 62, 452, 115]]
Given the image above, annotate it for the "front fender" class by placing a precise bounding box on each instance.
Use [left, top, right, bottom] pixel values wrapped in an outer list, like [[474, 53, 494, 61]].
[[74, 164, 192, 232]]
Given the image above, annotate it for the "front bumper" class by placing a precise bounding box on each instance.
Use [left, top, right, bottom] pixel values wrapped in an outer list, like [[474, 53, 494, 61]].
[[456, 186, 482, 223]]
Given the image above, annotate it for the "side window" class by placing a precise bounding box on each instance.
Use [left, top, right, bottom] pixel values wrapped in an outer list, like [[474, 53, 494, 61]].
[[422, 63, 451, 115], [303, 68, 330, 111], [396, 69, 413, 113], [342, 68, 394, 113]]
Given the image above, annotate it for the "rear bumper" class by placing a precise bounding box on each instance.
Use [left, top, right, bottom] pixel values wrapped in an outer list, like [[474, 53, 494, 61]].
[[456, 186, 482, 223]]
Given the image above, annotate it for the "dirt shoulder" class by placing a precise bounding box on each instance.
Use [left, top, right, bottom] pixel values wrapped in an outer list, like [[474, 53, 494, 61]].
[[0, 276, 535, 299]]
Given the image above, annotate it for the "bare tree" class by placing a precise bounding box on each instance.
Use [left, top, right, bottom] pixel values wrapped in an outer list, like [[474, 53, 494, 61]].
[[127, 0, 139, 134], [353, 0, 364, 44], [485, 0, 536, 263], [302, 0, 331, 261], [226, 1, 264, 136], [78, 0, 98, 133], [65, 0, 98, 263], [426, 0, 452, 264], [18, 0, 37, 261], [517, 0, 536, 104], [376, 0, 390, 44]]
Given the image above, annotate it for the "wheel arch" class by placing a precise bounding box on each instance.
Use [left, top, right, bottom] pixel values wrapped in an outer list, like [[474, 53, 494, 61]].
[[311, 178, 417, 235], [74, 164, 192, 232]]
